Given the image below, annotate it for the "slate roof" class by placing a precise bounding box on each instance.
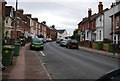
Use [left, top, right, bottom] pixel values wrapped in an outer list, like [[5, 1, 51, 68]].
[[57, 29, 66, 34]]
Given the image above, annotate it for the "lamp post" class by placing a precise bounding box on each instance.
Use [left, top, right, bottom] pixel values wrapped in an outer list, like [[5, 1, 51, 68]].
[[0, 0, 2, 62], [112, 3, 115, 55], [14, 0, 18, 42], [0, 1, 3, 80]]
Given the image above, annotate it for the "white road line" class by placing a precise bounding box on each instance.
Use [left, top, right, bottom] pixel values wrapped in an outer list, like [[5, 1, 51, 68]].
[[40, 51, 46, 56], [35, 52, 52, 80]]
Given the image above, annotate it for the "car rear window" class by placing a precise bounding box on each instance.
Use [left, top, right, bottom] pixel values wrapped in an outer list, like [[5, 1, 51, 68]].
[[71, 40, 78, 43], [33, 40, 43, 43]]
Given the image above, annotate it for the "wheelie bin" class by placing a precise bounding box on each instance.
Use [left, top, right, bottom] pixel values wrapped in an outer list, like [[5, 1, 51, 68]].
[[14, 42, 20, 56], [2, 46, 14, 66], [97, 42, 102, 50]]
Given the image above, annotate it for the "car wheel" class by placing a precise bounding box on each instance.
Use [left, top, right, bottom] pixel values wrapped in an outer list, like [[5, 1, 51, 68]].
[[41, 47, 44, 50], [30, 46, 32, 50], [76, 47, 79, 49], [68, 46, 71, 49]]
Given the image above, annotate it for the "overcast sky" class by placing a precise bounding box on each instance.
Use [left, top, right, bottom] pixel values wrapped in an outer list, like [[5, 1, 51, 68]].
[[6, 0, 115, 35]]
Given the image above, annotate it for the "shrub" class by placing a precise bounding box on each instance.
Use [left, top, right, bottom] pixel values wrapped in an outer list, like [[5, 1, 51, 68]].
[[103, 38, 111, 44]]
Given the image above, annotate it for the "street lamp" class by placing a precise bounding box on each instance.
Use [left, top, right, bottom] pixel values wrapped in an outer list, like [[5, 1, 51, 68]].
[[14, 0, 18, 42], [112, 3, 115, 55]]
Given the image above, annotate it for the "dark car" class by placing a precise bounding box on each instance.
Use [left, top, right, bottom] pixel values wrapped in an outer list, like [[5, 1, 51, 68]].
[[96, 68, 120, 81], [66, 39, 79, 49], [30, 39, 44, 50], [20, 38, 26, 46], [56, 39, 63, 43]]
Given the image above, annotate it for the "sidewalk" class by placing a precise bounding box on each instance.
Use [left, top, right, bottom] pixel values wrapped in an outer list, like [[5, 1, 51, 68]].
[[2, 43, 50, 79], [79, 46, 120, 58]]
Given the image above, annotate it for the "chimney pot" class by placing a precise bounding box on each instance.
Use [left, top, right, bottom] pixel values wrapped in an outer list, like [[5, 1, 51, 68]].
[[88, 8, 92, 17], [98, 2, 103, 13]]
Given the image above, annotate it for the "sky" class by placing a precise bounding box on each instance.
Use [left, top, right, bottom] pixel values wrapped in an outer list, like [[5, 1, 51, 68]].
[[5, 0, 115, 36]]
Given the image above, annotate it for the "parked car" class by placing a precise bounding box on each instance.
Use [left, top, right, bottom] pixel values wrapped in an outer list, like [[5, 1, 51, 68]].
[[56, 39, 63, 43], [37, 38, 46, 43], [66, 39, 79, 49], [46, 38, 52, 42], [60, 39, 71, 47], [30, 39, 44, 50], [96, 68, 120, 81], [20, 38, 26, 46]]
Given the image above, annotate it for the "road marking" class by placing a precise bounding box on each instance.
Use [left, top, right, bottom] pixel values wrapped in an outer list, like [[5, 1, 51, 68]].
[[40, 51, 46, 56], [35, 52, 52, 80]]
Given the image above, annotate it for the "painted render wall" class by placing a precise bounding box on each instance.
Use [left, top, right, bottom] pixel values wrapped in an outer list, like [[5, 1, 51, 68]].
[[104, 4, 119, 40]]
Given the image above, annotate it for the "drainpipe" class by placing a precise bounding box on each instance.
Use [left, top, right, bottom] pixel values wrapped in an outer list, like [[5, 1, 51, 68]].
[[14, 0, 18, 42]]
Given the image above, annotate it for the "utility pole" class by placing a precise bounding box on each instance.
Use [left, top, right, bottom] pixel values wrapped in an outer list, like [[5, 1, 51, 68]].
[[112, 3, 115, 55], [0, 0, 2, 64], [0, 0, 2, 80], [14, 0, 18, 42]]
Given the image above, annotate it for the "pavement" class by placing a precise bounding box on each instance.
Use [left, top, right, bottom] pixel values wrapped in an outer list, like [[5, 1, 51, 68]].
[[79, 46, 120, 59], [2, 43, 119, 80], [2, 43, 50, 80]]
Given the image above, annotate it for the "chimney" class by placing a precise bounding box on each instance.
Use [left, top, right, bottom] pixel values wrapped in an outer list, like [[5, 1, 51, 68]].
[[26, 14, 32, 18], [98, 2, 103, 13], [32, 18, 38, 22], [18, 9, 24, 14], [42, 21, 46, 24], [88, 8, 92, 17]]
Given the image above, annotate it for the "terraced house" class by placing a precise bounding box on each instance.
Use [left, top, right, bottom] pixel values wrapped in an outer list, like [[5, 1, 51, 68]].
[[78, 1, 120, 53], [4, 6, 15, 42]]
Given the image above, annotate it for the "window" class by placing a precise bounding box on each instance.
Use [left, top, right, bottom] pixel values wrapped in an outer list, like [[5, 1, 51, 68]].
[[116, 16, 119, 28], [87, 31, 89, 39], [99, 30, 101, 40]]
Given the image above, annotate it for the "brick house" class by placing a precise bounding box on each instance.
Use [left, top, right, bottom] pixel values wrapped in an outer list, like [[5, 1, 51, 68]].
[[17, 9, 30, 40], [110, 1, 120, 44], [4, 6, 15, 41], [40, 21, 47, 38], [2, 0, 7, 40], [31, 18, 38, 38], [50, 25, 57, 41], [78, 2, 110, 46]]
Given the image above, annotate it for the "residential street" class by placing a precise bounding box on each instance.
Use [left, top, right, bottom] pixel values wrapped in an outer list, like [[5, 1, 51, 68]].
[[36, 42, 119, 79]]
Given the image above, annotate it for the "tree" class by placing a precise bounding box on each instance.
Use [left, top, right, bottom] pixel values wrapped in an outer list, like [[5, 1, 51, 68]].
[[71, 29, 80, 41]]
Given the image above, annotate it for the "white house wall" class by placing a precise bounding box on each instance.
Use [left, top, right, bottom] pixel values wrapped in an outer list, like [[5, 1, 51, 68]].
[[57, 30, 67, 39], [104, 4, 120, 40], [96, 14, 104, 41], [104, 9, 112, 39]]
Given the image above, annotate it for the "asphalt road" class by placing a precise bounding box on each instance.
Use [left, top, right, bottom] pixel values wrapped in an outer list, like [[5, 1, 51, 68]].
[[36, 42, 119, 79]]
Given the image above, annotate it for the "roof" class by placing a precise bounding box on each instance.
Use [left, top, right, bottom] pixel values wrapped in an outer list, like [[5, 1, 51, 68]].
[[78, 8, 109, 24], [57, 29, 66, 34]]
